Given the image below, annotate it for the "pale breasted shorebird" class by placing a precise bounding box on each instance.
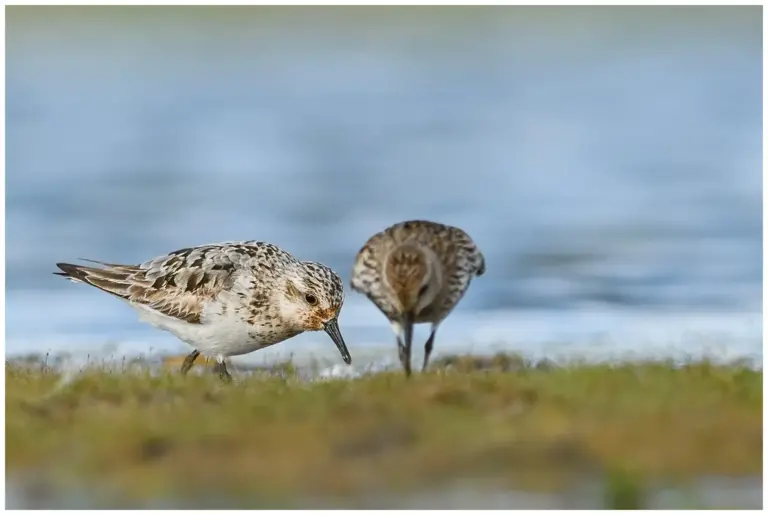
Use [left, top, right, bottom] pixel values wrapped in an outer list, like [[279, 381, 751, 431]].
[[54, 241, 352, 382], [350, 220, 485, 376]]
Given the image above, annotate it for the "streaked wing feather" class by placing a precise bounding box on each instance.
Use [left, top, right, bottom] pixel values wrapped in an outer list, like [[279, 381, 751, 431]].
[[56, 245, 248, 324]]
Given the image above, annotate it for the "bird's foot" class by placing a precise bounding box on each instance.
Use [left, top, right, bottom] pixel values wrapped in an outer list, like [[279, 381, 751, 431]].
[[397, 341, 412, 378], [213, 359, 233, 383]]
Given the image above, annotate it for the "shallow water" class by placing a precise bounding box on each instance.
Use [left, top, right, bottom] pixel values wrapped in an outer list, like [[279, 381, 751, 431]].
[[5, 7, 762, 365]]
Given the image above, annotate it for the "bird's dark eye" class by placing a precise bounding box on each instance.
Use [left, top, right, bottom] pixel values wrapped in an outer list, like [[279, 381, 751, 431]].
[[418, 284, 429, 297], [305, 294, 318, 305]]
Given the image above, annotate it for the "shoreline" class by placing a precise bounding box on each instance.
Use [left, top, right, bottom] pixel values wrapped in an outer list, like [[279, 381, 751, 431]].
[[5, 305, 763, 374]]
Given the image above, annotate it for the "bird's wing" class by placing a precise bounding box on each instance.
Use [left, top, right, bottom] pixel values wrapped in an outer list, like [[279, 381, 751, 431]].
[[54, 242, 275, 324]]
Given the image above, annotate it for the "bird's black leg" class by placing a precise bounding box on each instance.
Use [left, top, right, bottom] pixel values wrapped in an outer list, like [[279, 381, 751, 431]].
[[397, 336, 412, 378], [422, 325, 439, 373], [180, 350, 200, 376], [213, 357, 233, 383]]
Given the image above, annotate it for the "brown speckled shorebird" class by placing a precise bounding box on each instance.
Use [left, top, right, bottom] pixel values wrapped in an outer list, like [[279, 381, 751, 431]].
[[350, 220, 485, 376], [54, 241, 351, 382]]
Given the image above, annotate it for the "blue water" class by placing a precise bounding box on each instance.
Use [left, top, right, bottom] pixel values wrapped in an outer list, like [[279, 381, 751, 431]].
[[5, 7, 763, 367]]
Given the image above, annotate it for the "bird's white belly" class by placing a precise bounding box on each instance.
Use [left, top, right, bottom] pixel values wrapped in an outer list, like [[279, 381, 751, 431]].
[[133, 304, 284, 358]]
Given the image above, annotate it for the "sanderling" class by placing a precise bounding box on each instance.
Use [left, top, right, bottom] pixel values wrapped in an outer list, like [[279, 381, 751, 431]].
[[350, 220, 485, 376], [54, 241, 352, 382]]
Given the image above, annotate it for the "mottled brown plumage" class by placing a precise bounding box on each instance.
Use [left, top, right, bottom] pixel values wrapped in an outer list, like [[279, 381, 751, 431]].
[[384, 243, 429, 312], [350, 220, 485, 376]]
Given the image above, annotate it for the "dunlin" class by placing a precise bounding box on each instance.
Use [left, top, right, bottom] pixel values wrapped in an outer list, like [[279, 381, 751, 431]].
[[350, 220, 485, 376], [55, 241, 352, 382]]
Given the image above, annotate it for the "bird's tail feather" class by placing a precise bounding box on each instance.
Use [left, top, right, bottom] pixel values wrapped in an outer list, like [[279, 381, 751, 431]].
[[54, 261, 138, 300]]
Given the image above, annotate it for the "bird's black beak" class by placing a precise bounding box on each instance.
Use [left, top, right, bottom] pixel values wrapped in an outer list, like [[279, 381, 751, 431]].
[[395, 312, 415, 377], [402, 312, 414, 357], [323, 317, 352, 365]]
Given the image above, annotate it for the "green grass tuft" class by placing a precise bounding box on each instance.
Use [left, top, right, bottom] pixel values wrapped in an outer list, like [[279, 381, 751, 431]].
[[5, 355, 762, 503]]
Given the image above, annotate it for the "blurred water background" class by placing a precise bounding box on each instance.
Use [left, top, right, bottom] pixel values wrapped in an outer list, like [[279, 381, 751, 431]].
[[5, 6, 763, 368]]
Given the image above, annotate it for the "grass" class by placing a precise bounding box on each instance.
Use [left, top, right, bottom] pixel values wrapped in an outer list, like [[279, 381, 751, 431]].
[[5, 354, 762, 506]]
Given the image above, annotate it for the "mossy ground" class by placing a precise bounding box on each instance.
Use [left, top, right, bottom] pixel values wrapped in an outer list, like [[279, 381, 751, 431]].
[[5, 354, 762, 505]]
